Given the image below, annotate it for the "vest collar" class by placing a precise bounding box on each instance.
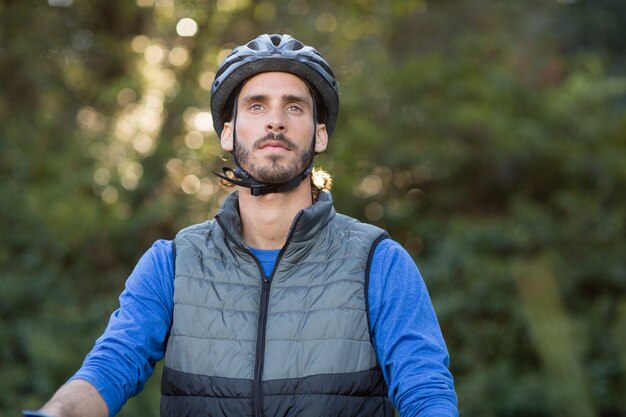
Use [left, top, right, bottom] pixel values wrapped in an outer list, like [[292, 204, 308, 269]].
[[215, 190, 336, 247]]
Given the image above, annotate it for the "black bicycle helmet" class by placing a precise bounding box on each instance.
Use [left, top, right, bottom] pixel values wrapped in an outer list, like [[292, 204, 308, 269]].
[[210, 34, 339, 137]]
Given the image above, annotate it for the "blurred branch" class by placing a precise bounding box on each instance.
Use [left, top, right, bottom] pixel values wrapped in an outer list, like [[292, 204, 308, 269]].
[[515, 256, 596, 417]]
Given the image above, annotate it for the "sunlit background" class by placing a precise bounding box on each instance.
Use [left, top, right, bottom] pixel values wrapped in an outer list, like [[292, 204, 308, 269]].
[[1, 1, 625, 416]]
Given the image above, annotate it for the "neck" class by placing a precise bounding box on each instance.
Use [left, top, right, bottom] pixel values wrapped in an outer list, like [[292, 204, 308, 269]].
[[238, 177, 314, 249]]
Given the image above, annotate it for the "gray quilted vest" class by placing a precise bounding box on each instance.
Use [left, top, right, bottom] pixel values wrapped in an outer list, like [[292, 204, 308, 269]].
[[161, 191, 394, 417]]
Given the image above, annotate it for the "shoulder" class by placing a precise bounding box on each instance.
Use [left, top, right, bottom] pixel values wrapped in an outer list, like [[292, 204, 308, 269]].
[[372, 238, 415, 265], [174, 220, 223, 255], [135, 239, 174, 271], [122, 239, 175, 311], [369, 238, 425, 301], [331, 212, 389, 243], [175, 219, 216, 239]]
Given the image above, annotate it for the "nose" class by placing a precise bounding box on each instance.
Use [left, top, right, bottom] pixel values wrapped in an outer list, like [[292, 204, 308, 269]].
[[265, 108, 286, 132]]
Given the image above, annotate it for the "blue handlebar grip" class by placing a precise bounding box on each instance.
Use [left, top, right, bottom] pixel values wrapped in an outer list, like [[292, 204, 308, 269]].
[[22, 411, 53, 417]]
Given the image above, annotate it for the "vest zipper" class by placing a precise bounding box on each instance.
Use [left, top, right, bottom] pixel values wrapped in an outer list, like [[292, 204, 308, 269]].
[[216, 211, 304, 417], [254, 276, 270, 417]]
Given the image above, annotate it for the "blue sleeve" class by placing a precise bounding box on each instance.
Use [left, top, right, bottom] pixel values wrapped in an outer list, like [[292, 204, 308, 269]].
[[70, 239, 174, 417], [368, 239, 458, 417]]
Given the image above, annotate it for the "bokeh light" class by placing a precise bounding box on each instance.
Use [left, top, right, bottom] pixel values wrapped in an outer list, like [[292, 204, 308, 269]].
[[101, 186, 119, 204], [176, 18, 199, 37], [76, 107, 105, 133], [316, 13, 337, 32], [93, 167, 111, 186], [132, 134, 154, 154], [198, 71, 216, 91], [364, 202, 384, 221], [168, 46, 190, 66], [144, 44, 166, 64], [216, 0, 250, 12], [117, 88, 138, 106], [356, 175, 383, 198], [131, 35, 151, 53], [181, 174, 201, 194], [48, 0, 73, 6], [193, 112, 214, 133], [185, 131, 205, 149]]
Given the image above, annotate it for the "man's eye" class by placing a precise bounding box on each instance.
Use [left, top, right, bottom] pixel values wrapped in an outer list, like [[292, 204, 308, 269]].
[[288, 105, 303, 112], [249, 104, 263, 111]]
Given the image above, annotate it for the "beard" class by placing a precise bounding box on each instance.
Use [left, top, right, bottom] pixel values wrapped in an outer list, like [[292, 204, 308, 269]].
[[234, 132, 314, 184]]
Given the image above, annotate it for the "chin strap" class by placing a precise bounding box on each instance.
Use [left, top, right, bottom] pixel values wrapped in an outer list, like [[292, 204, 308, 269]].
[[213, 164, 313, 196]]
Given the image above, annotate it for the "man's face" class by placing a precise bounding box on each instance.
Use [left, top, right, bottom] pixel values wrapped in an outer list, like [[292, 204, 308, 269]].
[[220, 72, 328, 184]]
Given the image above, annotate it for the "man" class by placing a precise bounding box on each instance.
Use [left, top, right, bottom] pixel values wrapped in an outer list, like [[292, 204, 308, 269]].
[[25, 34, 457, 417]]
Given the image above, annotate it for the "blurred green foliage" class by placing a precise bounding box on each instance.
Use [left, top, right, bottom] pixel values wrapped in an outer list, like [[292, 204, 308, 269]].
[[1, 0, 625, 416]]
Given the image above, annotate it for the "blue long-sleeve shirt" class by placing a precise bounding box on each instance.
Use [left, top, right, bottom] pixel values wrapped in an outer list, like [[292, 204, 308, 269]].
[[71, 239, 457, 417]]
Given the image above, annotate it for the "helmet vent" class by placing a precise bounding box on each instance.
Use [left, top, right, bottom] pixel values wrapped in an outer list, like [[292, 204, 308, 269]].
[[270, 35, 281, 46]]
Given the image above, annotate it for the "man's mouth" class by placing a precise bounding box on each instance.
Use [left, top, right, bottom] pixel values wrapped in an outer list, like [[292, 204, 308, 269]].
[[260, 140, 290, 150], [256, 134, 295, 151]]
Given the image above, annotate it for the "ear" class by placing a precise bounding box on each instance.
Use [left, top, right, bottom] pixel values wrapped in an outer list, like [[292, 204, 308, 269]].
[[220, 121, 234, 152], [314, 123, 328, 153]]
